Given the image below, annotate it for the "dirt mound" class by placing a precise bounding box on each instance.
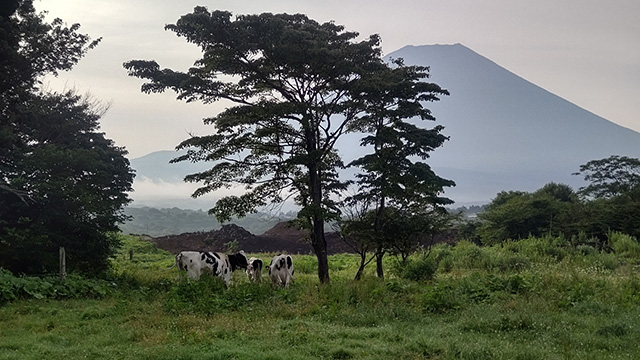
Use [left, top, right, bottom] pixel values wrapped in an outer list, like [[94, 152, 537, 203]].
[[150, 221, 354, 255], [262, 221, 306, 239]]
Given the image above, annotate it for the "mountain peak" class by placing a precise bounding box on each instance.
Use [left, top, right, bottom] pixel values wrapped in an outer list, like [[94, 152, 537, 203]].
[[385, 44, 640, 202]]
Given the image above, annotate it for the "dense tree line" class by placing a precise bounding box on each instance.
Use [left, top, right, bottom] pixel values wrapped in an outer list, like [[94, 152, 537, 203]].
[[473, 155, 640, 245], [0, 0, 134, 275]]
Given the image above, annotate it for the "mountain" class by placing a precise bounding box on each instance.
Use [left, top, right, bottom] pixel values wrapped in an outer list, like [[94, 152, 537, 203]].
[[385, 44, 640, 203], [127, 43, 640, 207], [120, 206, 296, 237], [129, 150, 210, 183]]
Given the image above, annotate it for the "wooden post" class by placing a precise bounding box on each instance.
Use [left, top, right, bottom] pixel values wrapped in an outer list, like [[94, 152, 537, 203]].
[[129, 249, 133, 261], [59, 247, 66, 283]]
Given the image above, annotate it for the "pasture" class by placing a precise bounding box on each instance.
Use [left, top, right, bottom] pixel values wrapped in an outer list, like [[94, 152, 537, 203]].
[[1, 234, 640, 359]]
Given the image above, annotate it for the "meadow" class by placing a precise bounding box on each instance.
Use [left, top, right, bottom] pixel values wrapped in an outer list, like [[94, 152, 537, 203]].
[[1, 234, 640, 359]]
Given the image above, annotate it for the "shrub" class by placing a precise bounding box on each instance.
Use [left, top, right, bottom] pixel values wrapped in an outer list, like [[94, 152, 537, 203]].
[[448, 241, 490, 269], [609, 232, 640, 259], [0, 269, 113, 303], [421, 283, 461, 313], [576, 244, 597, 256], [397, 255, 438, 282]]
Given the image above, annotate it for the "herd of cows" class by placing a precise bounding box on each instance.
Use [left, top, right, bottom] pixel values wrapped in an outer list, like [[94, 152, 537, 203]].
[[173, 250, 295, 288]]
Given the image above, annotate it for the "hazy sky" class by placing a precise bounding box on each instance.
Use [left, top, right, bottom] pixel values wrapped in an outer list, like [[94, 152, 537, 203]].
[[38, 0, 640, 159]]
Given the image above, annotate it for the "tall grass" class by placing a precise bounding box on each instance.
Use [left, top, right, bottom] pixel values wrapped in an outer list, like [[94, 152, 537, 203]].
[[1, 234, 640, 359]]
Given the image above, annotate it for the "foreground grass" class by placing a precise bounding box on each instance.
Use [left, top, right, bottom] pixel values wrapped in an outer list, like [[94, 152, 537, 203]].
[[1, 235, 640, 359]]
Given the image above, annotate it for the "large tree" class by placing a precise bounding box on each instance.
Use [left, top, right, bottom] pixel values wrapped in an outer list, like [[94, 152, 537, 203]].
[[125, 8, 439, 283], [0, 0, 134, 274], [573, 155, 640, 201], [346, 60, 454, 278], [574, 156, 640, 239]]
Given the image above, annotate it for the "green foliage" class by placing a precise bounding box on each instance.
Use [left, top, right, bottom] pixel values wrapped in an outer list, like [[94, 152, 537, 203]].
[[124, 9, 384, 223], [0, 268, 112, 304], [574, 155, 640, 200], [478, 183, 579, 244], [0, 1, 133, 275], [164, 277, 268, 314], [609, 232, 640, 258], [291, 255, 319, 275], [420, 282, 461, 313], [392, 254, 438, 282], [341, 59, 453, 278]]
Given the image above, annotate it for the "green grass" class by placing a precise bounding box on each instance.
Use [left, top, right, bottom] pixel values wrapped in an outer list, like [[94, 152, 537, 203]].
[[1, 234, 640, 359]]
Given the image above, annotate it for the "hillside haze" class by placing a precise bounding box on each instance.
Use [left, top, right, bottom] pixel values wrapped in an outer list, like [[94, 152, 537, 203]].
[[128, 43, 640, 207]]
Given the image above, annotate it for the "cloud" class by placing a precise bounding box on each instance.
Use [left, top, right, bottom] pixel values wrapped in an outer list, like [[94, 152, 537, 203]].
[[128, 176, 298, 212]]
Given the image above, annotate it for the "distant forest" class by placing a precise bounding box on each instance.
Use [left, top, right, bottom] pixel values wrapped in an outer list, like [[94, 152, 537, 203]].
[[120, 207, 297, 237]]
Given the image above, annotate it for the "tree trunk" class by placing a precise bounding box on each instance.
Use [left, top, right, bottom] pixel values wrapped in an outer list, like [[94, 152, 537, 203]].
[[376, 248, 384, 279], [354, 253, 367, 281], [306, 132, 330, 283], [312, 226, 330, 283], [374, 195, 385, 279]]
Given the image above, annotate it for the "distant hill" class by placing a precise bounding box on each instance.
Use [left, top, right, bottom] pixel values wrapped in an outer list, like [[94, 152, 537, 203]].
[[127, 43, 640, 208], [120, 206, 295, 237]]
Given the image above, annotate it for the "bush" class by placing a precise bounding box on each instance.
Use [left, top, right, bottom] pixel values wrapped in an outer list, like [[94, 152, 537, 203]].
[[421, 283, 461, 313], [0, 268, 113, 304], [609, 232, 640, 259], [396, 255, 438, 282]]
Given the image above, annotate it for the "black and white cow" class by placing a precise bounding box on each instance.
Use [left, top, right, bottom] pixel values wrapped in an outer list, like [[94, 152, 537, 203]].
[[266, 254, 294, 289], [245, 257, 263, 283], [174, 251, 216, 280], [175, 250, 249, 286]]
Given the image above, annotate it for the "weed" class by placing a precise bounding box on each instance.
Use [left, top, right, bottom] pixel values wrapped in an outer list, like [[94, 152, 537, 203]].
[[596, 322, 629, 337], [609, 231, 640, 259]]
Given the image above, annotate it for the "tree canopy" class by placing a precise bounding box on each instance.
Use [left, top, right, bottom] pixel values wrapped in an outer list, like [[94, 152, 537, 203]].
[[0, 0, 134, 275], [124, 8, 451, 283], [477, 183, 579, 244], [573, 155, 640, 201]]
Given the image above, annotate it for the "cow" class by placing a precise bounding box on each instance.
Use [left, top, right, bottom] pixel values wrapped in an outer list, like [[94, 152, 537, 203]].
[[211, 250, 249, 286], [245, 257, 263, 283], [174, 251, 216, 280], [174, 250, 249, 286], [266, 254, 294, 289]]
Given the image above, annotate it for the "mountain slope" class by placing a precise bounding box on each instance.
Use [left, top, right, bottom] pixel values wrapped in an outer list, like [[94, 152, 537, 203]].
[[386, 44, 640, 202]]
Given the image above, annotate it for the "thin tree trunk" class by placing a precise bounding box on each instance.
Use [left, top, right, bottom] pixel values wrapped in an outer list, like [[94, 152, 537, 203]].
[[354, 253, 366, 281], [376, 248, 384, 279]]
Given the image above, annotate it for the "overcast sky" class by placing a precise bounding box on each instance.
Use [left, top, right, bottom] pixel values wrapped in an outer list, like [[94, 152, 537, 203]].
[[38, 0, 640, 159]]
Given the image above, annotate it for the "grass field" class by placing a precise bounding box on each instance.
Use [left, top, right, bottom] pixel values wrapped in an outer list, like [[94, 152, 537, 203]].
[[1, 234, 640, 359]]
